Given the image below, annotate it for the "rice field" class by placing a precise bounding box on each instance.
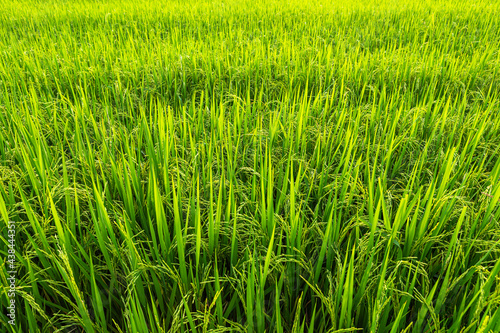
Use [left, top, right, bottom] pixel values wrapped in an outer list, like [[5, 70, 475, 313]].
[[1, 0, 500, 332]]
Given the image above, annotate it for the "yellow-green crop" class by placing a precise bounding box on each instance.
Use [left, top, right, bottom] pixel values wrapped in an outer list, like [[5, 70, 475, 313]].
[[1, 0, 500, 332]]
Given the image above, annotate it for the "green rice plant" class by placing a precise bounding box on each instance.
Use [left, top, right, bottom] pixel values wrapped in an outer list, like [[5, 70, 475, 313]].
[[0, 0, 500, 332]]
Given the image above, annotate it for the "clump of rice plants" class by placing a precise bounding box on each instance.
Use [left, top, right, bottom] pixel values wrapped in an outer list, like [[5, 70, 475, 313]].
[[1, 0, 500, 332]]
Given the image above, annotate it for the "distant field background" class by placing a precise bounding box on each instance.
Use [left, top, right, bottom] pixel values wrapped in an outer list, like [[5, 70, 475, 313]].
[[1, 0, 500, 332]]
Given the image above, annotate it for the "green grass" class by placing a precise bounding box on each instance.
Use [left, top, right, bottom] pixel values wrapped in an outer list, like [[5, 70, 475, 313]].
[[1, 0, 500, 331]]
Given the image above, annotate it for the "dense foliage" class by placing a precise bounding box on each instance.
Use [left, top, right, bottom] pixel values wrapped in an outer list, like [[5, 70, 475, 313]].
[[1, 0, 500, 332]]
